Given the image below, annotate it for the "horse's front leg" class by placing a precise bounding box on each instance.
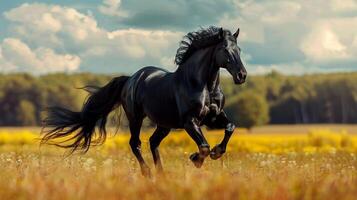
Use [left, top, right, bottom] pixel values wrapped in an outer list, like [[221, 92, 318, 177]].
[[209, 111, 236, 160], [184, 117, 210, 168]]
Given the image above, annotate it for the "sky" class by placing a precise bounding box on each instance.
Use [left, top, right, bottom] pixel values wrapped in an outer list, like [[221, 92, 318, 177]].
[[0, 0, 357, 75]]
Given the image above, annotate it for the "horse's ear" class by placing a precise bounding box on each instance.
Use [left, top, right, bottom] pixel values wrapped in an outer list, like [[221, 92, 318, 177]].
[[233, 28, 240, 39]]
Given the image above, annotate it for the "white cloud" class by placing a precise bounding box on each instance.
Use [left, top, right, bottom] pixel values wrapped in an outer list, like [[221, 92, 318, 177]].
[[0, 38, 80, 74], [4, 3, 100, 46], [301, 18, 357, 63], [3, 3, 183, 74], [238, 1, 301, 25], [0, 46, 17, 72], [2, 1, 357, 75], [160, 56, 176, 71], [330, 0, 357, 12], [219, 0, 357, 73], [219, 15, 265, 43], [301, 26, 348, 62], [261, 2, 301, 24], [107, 29, 181, 58], [219, 1, 301, 44], [98, 0, 128, 17]]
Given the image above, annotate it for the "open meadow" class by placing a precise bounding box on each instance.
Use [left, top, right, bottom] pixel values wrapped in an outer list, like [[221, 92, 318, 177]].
[[0, 126, 357, 200], [2, 0, 357, 199]]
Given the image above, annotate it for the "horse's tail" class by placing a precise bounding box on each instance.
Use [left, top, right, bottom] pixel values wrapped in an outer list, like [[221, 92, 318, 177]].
[[41, 76, 130, 153]]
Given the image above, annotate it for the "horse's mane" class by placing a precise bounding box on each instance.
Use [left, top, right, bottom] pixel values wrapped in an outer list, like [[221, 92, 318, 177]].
[[175, 26, 228, 66]]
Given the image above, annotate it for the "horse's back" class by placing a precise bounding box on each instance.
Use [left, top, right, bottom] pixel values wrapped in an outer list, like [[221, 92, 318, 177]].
[[126, 66, 173, 89], [121, 66, 181, 127]]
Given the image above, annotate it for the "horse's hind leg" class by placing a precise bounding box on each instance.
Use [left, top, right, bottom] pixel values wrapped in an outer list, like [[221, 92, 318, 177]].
[[128, 119, 151, 177], [149, 126, 170, 173]]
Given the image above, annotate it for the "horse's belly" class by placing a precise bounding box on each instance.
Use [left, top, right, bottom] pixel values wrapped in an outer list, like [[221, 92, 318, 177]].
[[142, 100, 182, 128]]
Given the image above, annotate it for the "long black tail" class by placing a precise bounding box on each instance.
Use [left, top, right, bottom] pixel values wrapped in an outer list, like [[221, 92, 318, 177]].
[[41, 76, 129, 153]]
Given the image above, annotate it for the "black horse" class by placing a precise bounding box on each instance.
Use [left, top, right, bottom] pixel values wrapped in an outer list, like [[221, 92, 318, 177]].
[[42, 26, 247, 176]]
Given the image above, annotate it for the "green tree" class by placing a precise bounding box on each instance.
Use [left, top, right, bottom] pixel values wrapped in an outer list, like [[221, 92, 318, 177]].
[[227, 91, 269, 130], [15, 100, 36, 126]]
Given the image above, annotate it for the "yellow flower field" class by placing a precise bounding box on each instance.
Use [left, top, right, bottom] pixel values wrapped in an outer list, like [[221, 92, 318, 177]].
[[0, 128, 356, 199]]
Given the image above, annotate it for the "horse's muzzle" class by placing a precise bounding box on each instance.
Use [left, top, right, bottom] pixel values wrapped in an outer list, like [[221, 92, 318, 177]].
[[233, 71, 247, 84]]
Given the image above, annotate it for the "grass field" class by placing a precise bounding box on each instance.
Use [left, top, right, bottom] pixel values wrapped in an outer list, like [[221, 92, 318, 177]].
[[0, 126, 357, 200]]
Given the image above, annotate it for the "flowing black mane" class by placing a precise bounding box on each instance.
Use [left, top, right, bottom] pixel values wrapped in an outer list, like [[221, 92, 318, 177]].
[[175, 26, 228, 65]]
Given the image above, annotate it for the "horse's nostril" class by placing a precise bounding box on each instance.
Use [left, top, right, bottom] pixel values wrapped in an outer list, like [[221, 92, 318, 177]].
[[238, 72, 245, 80], [241, 71, 247, 80]]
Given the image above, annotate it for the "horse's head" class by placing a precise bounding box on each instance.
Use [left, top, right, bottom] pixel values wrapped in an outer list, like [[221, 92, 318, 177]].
[[216, 28, 247, 84]]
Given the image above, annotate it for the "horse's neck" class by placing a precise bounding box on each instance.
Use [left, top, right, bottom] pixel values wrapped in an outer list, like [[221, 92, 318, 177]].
[[176, 46, 219, 90], [207, 68, 220, 93]]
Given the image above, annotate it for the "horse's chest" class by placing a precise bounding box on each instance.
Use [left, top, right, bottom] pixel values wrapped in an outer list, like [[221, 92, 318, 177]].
[[175, 87, 209, 118]]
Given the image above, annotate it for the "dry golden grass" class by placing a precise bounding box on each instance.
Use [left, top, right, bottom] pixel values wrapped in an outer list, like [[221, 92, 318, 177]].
[[0, 127, 356, 200]]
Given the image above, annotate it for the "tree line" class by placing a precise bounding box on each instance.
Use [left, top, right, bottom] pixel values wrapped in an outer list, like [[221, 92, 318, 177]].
[[0, 71, 356, 128]]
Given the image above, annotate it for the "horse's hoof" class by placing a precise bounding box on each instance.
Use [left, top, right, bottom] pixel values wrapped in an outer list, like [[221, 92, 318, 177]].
[[141, 166, 152, 178], [210, 145, 225, 160], [199, 145, 210, 157], [190, 152, 204, 168]]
